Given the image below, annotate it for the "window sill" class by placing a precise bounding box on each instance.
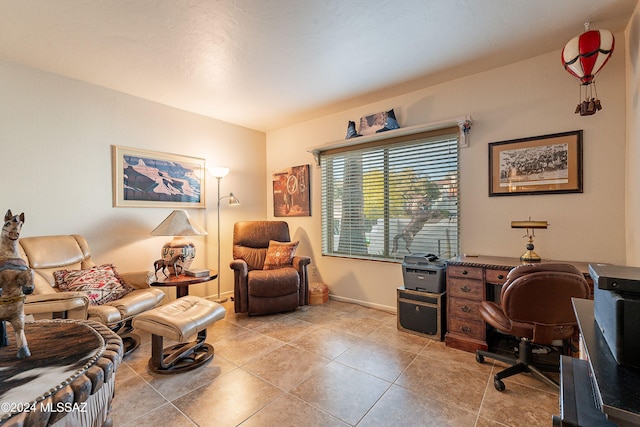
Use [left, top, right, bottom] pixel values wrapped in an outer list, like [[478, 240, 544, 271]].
[[307, 114, 473, 166]]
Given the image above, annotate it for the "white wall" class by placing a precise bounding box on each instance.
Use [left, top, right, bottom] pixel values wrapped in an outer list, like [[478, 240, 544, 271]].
[[0, 59, 267, 300], [2, 24, 634, 311], [267, 38, 628, 311], [626, 2, 640, 266]]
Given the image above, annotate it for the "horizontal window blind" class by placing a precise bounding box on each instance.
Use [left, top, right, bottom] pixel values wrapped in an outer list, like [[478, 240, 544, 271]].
[[320, 130, 459, 262]]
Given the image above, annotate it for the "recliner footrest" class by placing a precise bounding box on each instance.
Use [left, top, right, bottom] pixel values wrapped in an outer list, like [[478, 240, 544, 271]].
[[132, 295, 226, 374]]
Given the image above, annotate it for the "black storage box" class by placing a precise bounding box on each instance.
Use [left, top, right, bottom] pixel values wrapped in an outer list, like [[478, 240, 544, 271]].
[[589, 264, 640, 368], [397, 287, 446, 340], [402, 254, 446, 293]]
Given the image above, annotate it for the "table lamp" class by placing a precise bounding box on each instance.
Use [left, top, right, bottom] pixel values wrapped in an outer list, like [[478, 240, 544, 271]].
[[151, 209, 207, 273], [511, 218, 548, 262]]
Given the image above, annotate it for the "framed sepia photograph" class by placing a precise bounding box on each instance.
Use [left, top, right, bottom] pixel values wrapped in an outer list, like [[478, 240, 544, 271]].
[[112, 145, 206, 208], [488, 130, 583, 196], [273, 164, 310, 217]]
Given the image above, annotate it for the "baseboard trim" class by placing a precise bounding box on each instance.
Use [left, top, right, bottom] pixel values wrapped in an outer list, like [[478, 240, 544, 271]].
[[204, 290, 233, 301], [201, 291, 397, 315], [329, 294, 396, 314]]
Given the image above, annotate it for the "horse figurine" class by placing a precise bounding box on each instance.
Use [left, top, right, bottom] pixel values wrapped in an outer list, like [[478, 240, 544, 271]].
[[0, 210, 35, 359], [154, 253, 186, 279]]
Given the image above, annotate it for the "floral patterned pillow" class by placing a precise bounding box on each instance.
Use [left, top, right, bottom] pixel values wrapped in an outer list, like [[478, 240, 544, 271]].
[[263, 240, 299, 270], [54, 264, 134, 306]]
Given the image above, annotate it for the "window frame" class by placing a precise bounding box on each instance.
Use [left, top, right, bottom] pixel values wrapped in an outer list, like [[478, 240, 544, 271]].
[[319, 126, 461, 262]]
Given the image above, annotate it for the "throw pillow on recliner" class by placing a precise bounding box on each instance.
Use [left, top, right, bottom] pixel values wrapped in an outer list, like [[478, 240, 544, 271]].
[[263, 240, 299, 270], [54, 264, 134, 306]]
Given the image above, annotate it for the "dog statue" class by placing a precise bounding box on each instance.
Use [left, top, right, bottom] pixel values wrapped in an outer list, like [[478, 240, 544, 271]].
[[0, 210, 35, 359]]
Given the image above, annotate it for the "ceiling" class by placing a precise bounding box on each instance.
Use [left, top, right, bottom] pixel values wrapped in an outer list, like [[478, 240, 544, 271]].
[[0, 0, 636, 132]]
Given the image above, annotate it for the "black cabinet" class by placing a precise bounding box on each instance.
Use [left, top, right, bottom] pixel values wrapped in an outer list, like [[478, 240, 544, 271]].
[[397, 287, 445, 341]]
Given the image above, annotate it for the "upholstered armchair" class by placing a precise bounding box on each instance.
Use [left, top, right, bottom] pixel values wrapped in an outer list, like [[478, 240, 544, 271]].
[[19, 234, 165, 354], [230, 221, 311, 315]]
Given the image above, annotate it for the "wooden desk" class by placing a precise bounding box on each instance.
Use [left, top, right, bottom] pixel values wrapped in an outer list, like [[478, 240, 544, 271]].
[[151, 269, 218, 298], [0, 320, 122, 427], [445, 255, 593, 353]]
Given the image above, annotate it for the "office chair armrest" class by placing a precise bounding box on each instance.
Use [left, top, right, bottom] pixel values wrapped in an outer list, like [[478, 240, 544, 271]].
[[479, 301, 512, 332]]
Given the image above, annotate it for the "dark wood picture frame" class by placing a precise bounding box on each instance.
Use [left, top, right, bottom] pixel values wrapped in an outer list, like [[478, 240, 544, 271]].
[[488, 130, 583, 196]]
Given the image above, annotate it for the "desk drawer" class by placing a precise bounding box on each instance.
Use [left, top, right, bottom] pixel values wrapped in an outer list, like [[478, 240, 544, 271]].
[[485, 268, 510, 284], [447, 265, 483, 280], [449, 298, 483, 319], [449, 316, 485, 341], [448, 278, 483, 301]]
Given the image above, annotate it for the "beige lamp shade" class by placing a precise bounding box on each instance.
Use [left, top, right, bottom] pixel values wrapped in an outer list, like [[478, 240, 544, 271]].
[[151, 210, 207, 274]]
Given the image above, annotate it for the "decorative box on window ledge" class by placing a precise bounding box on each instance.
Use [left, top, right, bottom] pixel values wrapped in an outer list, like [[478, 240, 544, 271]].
[[309, 283, 329, 305]]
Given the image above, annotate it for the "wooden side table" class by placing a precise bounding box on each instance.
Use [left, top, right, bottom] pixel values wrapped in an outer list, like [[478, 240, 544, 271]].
[[151, 270, 218, 298]]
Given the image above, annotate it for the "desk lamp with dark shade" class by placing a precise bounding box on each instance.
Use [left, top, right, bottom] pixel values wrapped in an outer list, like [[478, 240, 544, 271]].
[[210, 166, 240, 303], [151, 209, 208, 273], [511, 218, 548, 262]]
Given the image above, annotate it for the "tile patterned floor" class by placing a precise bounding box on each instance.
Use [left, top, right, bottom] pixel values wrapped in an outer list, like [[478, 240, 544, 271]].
[[112, 299, 560, 426]]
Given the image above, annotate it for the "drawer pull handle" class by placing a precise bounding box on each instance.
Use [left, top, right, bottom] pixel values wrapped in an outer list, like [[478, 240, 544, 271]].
[[461, 305, 471, 313], [462, 270, 468, 275], [460, 285, 471, 293], [461, 326, 472, 333], [498, 274, 504, 280]]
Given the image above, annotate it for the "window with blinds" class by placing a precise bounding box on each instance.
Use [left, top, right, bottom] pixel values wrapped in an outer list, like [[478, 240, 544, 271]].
[[320, 129, 459, 262]]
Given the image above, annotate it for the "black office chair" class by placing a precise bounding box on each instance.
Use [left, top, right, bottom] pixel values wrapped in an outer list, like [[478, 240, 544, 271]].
[[475, 263, 590, 391]]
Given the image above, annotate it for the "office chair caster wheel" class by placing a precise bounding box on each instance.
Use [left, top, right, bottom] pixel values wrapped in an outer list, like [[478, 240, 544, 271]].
[[476, 353, 485, 364], [494, 377, 506, 392]]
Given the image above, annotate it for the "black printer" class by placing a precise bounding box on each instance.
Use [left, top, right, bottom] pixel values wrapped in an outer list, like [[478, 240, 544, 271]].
[[402, 254, 446, 293], [588, 263, 640, 368]]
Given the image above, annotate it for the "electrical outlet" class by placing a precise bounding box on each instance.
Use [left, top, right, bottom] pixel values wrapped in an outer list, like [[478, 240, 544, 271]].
[[311, 267, 318, 276]]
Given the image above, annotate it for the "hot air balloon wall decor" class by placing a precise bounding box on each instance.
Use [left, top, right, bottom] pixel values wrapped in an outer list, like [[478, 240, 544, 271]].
[[562, 22, 615, 116]]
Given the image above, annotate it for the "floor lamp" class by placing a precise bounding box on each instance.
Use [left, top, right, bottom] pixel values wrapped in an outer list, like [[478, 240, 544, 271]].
[[210, 167, 240, 303]]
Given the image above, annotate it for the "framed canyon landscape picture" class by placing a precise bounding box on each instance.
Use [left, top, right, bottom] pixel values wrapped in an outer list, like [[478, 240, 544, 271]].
[[112, 145, 206, 208]]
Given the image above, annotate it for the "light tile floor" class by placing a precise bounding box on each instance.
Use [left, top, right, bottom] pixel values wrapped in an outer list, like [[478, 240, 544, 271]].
[[112, 299, 560, 427]]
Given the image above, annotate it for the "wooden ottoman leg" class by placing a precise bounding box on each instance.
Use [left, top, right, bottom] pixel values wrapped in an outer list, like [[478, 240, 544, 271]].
[[149, 329, 214, 374]]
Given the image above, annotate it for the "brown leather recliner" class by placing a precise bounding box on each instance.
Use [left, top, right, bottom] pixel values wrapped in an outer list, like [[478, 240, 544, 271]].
[[475, 263, 590, 391], [19, 234, 165, 354], [230, 221, 311, 315]]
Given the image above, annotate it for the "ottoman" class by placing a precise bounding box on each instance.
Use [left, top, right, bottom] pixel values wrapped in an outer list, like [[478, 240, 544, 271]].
[[132, 295, 226, 374]]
